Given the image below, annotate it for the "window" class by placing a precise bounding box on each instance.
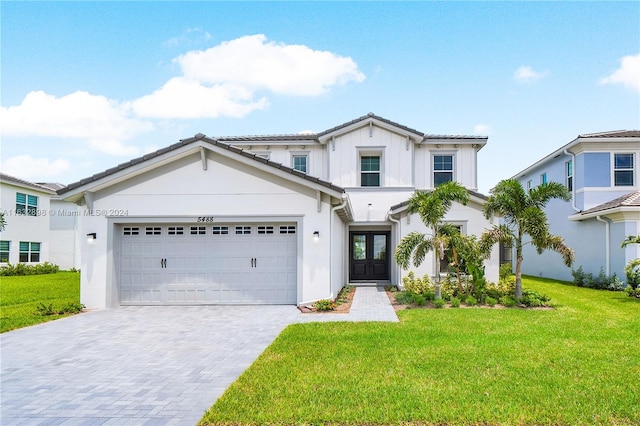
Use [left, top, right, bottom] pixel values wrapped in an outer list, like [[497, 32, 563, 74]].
[[500, 242, 513, 265], [168, 226, 184, 235], [540, 173, 547, 185], [433, 155, 454, 186], [257, 226, 274, 234], [123, 227, 140, 236], [235, 226, 251, 235], [190, 226, 206, 235], [16, 193, 38, 216], [527, 180, 532, 193], [292, 155, 308, 173], [360, 156, 380, 187], [212, 226, 229, 235], [19, 242, 40, 262], [566, 161, 573, 191], [0, 241, 9, 263], [145, 227, 162, 235], [279, 225, 296, 234], [614, 153, 634, 186]]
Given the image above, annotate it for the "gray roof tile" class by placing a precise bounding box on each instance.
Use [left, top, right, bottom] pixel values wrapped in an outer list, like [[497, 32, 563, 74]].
[[579, 191, 640, 215], [0, 173, 56, 193]]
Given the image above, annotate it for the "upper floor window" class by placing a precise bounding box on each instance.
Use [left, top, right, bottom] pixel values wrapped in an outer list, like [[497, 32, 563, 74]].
[[292, 155, 308, 173], [540, 173, 547, 186], [16, 193, 38, 216], [614, 153, 634, 186], [566, 160, 573, 191], [433, 155, 453, 186], [19, 241, 40, 262], [0, 241, 10, 263], [360, 155, 380, 187]]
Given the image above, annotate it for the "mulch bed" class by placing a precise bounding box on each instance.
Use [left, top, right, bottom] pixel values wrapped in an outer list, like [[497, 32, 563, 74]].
[[299, 285, 356, 314]]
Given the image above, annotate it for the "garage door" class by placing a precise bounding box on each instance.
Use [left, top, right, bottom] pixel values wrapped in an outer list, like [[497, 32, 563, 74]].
[[119, 223, 297, 305]]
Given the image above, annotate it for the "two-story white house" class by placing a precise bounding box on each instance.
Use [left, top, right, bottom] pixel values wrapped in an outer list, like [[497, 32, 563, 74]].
[[0, 173, 79, 269], [57, 113, 500, 308], [512, 130, 640, 282]]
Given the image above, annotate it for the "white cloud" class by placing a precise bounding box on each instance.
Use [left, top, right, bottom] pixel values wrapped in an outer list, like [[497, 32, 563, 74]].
[[131, 77, 269, 119], [176, 34, 365, 96], [473, 124, 491, 135], [1, 155, 70, 179], [599, 53, 640, 93], [513, 66, 549, 83], [0, 91, 152, 155], [164, 28, 212, 48]]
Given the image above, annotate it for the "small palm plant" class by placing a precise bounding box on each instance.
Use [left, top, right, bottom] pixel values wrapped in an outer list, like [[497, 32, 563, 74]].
[[394, 181, 470, 299]]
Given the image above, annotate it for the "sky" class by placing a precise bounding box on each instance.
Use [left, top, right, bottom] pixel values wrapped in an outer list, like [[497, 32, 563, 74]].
[[2, 1, 639, 194]]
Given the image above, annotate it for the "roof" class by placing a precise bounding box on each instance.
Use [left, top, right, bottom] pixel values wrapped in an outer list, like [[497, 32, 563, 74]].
[[0, 173, 56, 194], [57, 134, 345, 196], [36, 182, 67, 191], [317, 112, 425, 138], [511, 129, 640, 179], [217, 134, 318, 143], [388, 188, 489, 213], [576, 191, 640, 216]]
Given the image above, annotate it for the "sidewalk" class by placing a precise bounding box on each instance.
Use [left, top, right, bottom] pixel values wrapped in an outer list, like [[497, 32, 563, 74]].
[[298, 286, 399, 323]]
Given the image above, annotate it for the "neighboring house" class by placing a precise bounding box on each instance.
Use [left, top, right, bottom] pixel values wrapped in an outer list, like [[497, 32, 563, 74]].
[[512, 130, 640, 282], [0, 173, 79, 270], [57, 113, 500, 308]]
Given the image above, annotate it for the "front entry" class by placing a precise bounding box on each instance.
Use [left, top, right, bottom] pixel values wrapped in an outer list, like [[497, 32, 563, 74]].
[[349, 231, 390, 281]]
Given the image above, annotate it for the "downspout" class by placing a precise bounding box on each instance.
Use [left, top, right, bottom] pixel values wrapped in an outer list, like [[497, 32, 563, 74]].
[[329, 194, 348, 299], [386, 211, 401, 288], [564, 150, 580, 213], [596, 215, 611, 276]]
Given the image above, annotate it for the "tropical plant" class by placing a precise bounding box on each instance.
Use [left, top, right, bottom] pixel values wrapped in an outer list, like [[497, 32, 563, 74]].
[[480, 179, 574, 298], [621, 235, 640, 292], [394, 181, 470, 299]]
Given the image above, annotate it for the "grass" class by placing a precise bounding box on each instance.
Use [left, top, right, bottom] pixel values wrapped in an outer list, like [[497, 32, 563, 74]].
[[0, 271, 81, 333], [201, 276, 640, 425]]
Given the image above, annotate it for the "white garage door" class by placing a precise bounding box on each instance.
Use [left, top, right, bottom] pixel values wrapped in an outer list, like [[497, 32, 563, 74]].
[[119, 223, 297, 305]]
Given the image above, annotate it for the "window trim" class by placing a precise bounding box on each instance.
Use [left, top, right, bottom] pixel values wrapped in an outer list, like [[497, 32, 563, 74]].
[[526, 180, 532, 193], [540, 172, 547, 186], [0, 240, 10, 263], [19, 241, 40, 263], [16, 192, 38, 216], [613, 152, 635, 187], [358, 149, 383, 187], [432, 153, 455, 187]]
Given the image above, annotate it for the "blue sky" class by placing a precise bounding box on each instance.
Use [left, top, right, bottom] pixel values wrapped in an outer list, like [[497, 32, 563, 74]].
[[2, 1, 639, 193]]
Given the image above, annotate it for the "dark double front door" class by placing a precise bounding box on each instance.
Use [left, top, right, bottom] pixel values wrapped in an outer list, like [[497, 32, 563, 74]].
[[349, 231, 390, 281]]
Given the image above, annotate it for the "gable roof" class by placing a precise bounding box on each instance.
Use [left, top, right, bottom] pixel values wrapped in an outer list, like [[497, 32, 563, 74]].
[[0, 173, 56, 194], [569, 191, 640, 220], [57, 134, 345, 199], [318, 112, 425, 139], [511, 130, 640, 179], [388, 188, 489, 214]]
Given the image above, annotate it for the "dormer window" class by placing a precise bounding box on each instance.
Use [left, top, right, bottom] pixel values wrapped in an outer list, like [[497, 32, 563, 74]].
[[614, 153, 634, 186], [360, 155, 381, 187], [292, 154, 308, 174], [433, 154, 454, 186]]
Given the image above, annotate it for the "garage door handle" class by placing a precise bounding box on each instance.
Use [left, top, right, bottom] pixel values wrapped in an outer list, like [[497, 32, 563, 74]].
[[160, 258, 167, 268]]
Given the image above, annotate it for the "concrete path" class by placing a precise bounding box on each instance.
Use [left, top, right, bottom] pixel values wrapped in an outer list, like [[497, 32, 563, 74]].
[[1, 287, 396, 425]]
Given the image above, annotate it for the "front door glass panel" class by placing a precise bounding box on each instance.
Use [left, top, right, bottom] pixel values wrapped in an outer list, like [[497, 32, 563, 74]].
[[353, 235, 366, 260], [373, 235, 387, 260]]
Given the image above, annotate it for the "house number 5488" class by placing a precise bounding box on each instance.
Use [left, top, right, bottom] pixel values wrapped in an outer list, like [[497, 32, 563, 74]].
[[197, 216, 215, 222]]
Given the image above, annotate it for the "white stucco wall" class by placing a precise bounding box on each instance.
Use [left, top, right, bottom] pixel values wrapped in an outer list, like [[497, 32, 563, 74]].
[[74, 151, 341, 308]]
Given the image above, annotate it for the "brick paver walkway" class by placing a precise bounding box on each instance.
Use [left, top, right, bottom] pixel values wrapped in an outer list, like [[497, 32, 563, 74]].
[[1, 287, 396, 425]]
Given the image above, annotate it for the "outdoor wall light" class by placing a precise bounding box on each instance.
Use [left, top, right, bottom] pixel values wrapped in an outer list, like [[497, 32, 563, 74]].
[[313, 231, 320, 242], [368, 203, 372, 210], [87, 233, 97, 245]]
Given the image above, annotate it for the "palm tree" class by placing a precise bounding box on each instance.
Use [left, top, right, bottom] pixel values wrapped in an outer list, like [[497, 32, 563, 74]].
[[481, 179, 574, 298], [394, 181, 470, 299]]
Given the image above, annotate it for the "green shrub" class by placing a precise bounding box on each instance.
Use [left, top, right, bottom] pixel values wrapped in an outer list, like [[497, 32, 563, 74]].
[[402, 272, 433, 295], [433, 298, 446, 309], [485, 296, 497, 307], [450, 297, 461, 308], [499, 263, 513, 280], [625, 286, 640, 298], [314, 299, 336, 311], [500, 295, 517, 307], [625, 259, 640, 290], [0, 262, 59, 276], [519, 289, 552, 307], [394, 291, 415, 305], [336, 285, 353, 305], [36, 301, 84, 316], [571, 266, 624, 291], [465, 295, 478, 306], [412, 294, 427, 306]]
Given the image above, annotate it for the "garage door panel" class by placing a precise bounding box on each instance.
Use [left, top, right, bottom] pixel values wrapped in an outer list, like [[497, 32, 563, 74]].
[[119, 223, 297, 305]]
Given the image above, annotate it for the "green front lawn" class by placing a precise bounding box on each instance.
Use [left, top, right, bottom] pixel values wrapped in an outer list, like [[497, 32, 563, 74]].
[[0, 271, 81, 333], [201, 277, 640, 425]]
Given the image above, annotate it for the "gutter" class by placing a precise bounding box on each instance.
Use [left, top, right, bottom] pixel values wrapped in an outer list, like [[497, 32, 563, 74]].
[[596, 215, 611, 275], [564, 150, 580, 213], [328, 194, 349, 299], [386, 210, 401, 288]]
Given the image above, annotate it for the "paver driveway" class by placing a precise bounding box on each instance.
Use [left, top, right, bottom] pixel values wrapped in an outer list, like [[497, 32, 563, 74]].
[[1, 305, 302, 425]]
